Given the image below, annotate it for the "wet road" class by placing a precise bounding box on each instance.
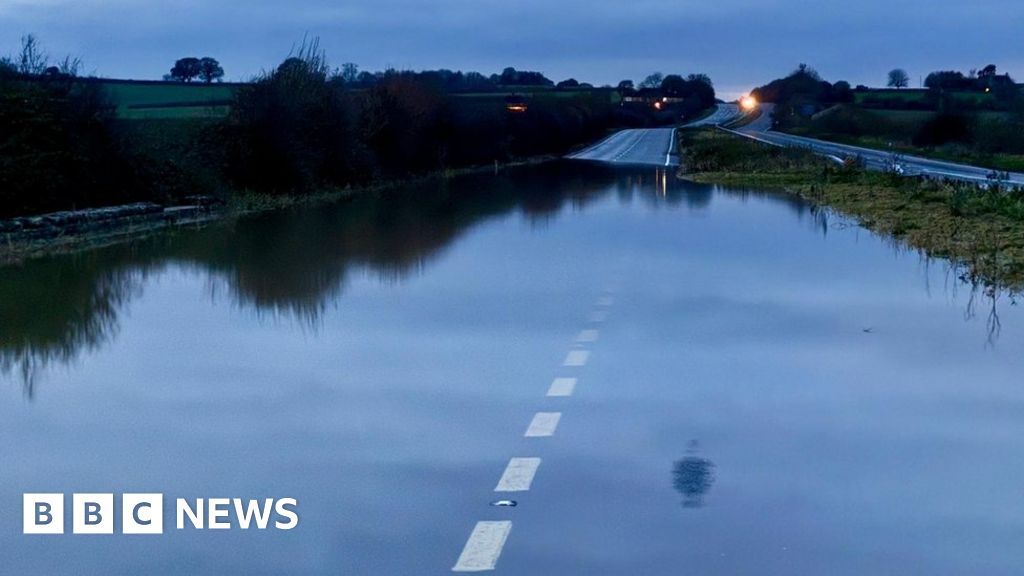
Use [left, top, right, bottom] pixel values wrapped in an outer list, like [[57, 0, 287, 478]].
[[684, 103, 742, 127], [567, 129, 678, 166], [566, 104, 743, 168], [3, 163, 1024, 575]]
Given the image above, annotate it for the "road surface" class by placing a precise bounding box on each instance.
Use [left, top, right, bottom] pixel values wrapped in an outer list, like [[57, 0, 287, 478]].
[[735, 103, 774, 132], [567, 128, 678, 167], [567, 104, 745, 167], [683, 103, 742, 127], [734, 103, 1024, 186]]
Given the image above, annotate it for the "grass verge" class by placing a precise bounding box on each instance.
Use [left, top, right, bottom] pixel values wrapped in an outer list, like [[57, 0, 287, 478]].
[[792, 132, 1024, 174], [678, 128, 1024, 292]]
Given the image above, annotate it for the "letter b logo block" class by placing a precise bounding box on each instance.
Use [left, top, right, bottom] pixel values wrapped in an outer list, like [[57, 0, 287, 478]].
[[73, 493, 114, 534], [23, 494, 64, 534]]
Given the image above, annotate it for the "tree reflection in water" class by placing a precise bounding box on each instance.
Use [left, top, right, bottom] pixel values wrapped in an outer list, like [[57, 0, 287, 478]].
[[1, 160, 1015, 397], [1, 162, 700, 396], [673, 440, 715, 508], [0, 252, 148, 398]]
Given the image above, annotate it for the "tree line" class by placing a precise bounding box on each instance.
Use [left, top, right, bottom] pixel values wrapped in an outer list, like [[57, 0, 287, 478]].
[[750, 64, 855, 118], [1, 36, 129, 216], [161, 56, 567, 92], [165, 57, 224, 83], [751, 63, 1024, 156], [753, 62, 1022, 118], [2, 36, 663, 217], [221, 40, 622, 194]]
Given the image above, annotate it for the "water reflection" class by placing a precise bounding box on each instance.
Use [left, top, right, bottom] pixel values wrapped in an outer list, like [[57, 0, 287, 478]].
[[964, 282, 1015, 346], [0, 161, 1013, 395], [0, 256, 146, 398], [673, 441, 715, 508], [0, 163, 710, 394]]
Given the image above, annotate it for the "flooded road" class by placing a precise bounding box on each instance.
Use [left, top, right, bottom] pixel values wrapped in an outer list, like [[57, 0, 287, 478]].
[[2, 163, 1024, 575]]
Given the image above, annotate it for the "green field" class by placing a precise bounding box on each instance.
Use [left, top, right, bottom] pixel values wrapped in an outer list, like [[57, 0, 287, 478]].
[[854, 89, 929, 104], [855, 89, 997, 108], [99, 80, 239, 119], [868, 109, 933, 121], [870, 109, 1010, 123], [454, 88, 621, 104], [99, 80, 619, 119]]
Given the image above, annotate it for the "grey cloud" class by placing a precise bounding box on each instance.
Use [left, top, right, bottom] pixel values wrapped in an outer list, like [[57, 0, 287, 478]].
[[1, 0, 1021, 98]]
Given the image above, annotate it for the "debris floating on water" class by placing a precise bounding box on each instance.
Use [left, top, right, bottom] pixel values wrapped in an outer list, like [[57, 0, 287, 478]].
[[490, 500, 517, 507]]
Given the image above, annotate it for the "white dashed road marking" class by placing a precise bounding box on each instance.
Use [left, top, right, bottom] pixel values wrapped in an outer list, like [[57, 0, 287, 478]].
[[453, 521, 513, 572], [524, 412, 562, 437], [563, 350, 589, 367], [547, 377, 577, 397], [454, 290, 619, 571], [495, 457, 542, 492]]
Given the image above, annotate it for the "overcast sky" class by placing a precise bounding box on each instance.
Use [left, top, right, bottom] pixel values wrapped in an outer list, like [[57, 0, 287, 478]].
[[1, 0, 1021, 99]]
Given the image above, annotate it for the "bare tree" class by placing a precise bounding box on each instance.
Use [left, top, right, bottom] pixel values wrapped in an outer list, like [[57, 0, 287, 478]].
[[56, 55, 82, 77], [887, 68, 910, 89], [340, 62, 359, 84], [18, 34, 49, 75]]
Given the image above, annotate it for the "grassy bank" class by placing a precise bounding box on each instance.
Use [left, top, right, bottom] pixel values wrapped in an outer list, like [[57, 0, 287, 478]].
[[799, 132, 1024, 174], [784, 105, 1024, 173], [678, 128, 1024, 292]]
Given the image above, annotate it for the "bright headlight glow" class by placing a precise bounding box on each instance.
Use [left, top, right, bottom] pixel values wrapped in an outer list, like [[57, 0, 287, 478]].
[[740, 96, 758, 111]]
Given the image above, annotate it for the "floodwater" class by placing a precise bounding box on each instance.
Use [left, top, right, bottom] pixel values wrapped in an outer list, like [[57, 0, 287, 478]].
[[2, 162, 1023, 575]]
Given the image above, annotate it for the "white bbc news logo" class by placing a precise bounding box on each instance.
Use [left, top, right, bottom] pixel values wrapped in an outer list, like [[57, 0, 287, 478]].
[[23, 494, 298, 534]]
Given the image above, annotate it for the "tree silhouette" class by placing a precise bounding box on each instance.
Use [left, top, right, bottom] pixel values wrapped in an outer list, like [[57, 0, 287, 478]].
[[198, 57, 224, 83], [169, 57, 201, 82], [16, 34, 48, 75], [978, 64, 998, 78], [887, 68, 910, 89], [660, 74, 686, 96], [495, 67, 553, 86], [687, 73, 713, 88], [639, 72, 664, 89]]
